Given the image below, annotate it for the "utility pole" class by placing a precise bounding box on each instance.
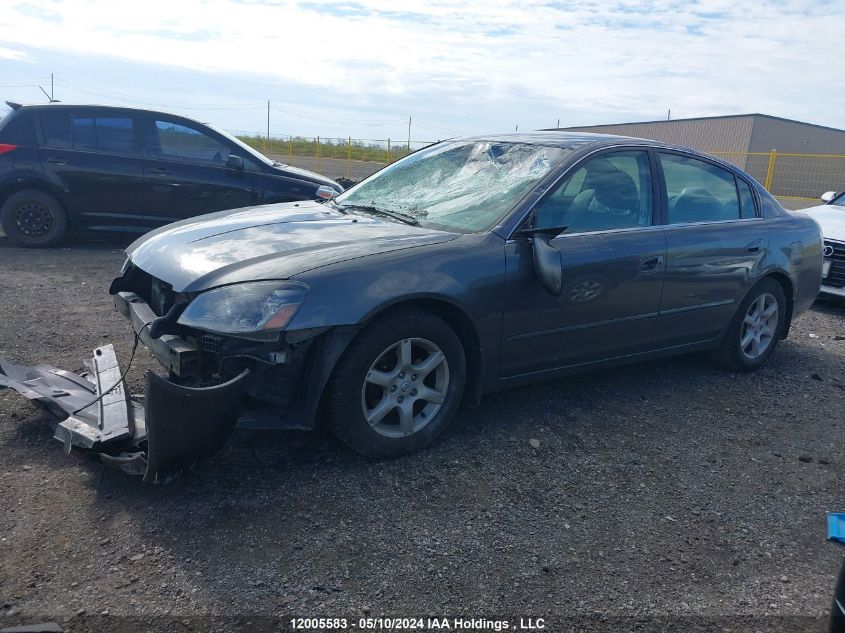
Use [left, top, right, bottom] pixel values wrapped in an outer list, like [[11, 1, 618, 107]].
[[515, 124, 519, 131], [557, 118, 560, 128], [267, 100, 270, 143], [51, 73, 54, 101], [407, 116, 412, 154], [667, 109, 671, 121]]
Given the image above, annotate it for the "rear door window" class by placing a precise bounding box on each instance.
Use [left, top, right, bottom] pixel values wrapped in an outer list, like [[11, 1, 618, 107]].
[[660, 153, 742, 224], [152, 120, 230, 165], [41, 111, 138, 154], [40, 111, 72, 149]]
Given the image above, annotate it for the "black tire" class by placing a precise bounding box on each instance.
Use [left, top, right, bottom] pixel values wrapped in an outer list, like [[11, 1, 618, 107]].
[[711, 278, 786, 372], [327, 307, 466, 458], [1, 190, 68, 247]]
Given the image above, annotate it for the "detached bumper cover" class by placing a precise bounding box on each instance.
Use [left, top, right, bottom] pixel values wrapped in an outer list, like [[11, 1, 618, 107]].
[[0, 344, 249, 483]]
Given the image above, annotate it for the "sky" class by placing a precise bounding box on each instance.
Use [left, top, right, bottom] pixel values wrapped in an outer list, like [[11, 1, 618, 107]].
[[1, 0, 843, 143]]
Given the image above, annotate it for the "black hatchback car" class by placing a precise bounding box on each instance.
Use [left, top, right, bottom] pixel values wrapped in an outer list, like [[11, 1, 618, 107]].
[[0, 102, 341, 246]]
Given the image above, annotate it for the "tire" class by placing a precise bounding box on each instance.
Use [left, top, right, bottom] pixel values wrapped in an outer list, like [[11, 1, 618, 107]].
[[327, 307, 466, 458], [1, 190, 68, 247], [711, 278, 786, 372]]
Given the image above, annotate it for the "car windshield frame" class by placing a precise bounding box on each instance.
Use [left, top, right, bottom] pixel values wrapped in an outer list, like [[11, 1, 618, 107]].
[[830, 190, 845, 207], [335, 140, 573, 233]]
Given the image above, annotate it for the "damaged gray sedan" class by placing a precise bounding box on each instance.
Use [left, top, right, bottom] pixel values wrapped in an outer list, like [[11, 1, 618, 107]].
[[0, 132, 824, 482]]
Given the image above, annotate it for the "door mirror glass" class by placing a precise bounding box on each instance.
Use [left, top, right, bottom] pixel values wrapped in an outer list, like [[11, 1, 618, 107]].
[[226, 154, 244, 171], [821, 191, 837, 203]]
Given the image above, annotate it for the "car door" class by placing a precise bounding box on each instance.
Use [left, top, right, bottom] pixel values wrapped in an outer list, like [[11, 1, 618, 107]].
[[500, 148, 667, 378], [653, 151, 768, 347], [138, 115, 254, 224], [37, 109, 148, 231]]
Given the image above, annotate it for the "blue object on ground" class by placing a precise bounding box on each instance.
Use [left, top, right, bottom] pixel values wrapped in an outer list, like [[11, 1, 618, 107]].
[[828, 513, 845, 545]]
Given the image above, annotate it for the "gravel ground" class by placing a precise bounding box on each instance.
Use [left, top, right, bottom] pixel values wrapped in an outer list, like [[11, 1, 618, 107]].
[[1, 235, 844, 633]]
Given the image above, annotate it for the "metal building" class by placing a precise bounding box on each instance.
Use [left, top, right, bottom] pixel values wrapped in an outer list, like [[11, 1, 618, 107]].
[[549, 114, 845, 198]]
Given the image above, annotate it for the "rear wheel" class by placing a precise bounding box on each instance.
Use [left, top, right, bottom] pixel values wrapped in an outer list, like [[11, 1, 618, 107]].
[[711, 278, 786, 371], [1, 190, 68, 247], [327, 307, 466, 458]]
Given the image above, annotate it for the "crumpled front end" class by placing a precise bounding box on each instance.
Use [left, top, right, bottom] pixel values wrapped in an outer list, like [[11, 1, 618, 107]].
[[0, 345, 250, 483]]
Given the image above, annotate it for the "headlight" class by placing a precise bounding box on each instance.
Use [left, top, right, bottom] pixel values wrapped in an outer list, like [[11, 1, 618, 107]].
[[177, 281, 309, 341]]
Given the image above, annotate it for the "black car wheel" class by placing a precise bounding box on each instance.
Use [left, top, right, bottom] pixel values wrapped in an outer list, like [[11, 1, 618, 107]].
[[327, 307, 466, 458], [1, 190, 68, 247], [711, 278, 786, 371]]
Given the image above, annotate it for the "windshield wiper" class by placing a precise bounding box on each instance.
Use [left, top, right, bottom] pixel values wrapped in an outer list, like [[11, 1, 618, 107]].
[[339, 204, 420, 226]]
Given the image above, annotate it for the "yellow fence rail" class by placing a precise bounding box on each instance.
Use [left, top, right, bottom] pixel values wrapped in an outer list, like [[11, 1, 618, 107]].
[[709, 150, 845, 200]]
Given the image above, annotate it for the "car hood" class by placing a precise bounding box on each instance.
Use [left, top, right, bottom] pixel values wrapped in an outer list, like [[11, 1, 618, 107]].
[[125, 201, 459, 292], [273, 162, 341, 190], [799, 204, 845, 242]]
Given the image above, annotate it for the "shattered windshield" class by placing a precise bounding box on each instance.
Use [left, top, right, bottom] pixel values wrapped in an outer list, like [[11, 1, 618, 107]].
[[335, 140, 571, 232]]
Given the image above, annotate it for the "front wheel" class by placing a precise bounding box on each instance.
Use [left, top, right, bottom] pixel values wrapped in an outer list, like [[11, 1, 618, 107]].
[[326, 307, 466, 458], [1, 190, 68, 247], [711, 278, 786, 371]]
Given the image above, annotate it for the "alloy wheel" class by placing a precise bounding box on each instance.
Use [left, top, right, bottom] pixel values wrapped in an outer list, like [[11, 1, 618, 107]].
[[361, 337, 450, 438], [740, 292, 778, 359]]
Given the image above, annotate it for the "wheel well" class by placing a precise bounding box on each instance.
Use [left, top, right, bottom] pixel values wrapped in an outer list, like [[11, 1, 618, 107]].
[[0, 183, 67, 215], [363, 298, 484, 406], [762, 271, 794, 338]]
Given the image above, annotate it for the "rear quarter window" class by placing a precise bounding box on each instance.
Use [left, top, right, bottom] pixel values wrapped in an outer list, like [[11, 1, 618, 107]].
[[0, 110, 36, 145]]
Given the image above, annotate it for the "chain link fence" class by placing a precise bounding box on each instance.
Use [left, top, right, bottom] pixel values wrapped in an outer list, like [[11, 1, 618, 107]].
[[709, 150, 845, 201]]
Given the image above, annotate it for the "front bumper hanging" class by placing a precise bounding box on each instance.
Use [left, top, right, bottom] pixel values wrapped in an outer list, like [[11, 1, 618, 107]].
[[0, 344, 249, 483]]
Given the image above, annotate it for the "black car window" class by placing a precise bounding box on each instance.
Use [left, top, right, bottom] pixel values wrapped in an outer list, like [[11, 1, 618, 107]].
[[40, 111, 72, 149], [153, 120, 229, 165], [736, 177, 758, 219], [73, 116, 137, 154], [533, 150, 653, 234], [660, 153, 742, 224], [72, 117, 98, 151]]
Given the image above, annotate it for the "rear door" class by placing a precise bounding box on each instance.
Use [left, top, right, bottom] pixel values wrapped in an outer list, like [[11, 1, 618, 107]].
[[37, 109, 148, 231], [137, 115, 254, 223], [500, 148, 667, 377], [653, 151, 768, 347]]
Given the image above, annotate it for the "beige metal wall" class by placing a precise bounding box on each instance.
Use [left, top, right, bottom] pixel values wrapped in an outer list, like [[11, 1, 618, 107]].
[[557, 116, 755, 167], [749, 116, 845, 154]]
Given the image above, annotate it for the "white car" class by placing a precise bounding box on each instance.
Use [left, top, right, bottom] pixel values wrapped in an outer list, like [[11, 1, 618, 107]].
[[802, 190, 845, 298]]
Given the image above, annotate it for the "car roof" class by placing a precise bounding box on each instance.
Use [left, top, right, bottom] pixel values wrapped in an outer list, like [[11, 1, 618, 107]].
[[4, 101, 208, 125], [455, 130, 682, 151]]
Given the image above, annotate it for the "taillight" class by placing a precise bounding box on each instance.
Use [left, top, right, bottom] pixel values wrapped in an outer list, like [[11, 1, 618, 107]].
[[0, 144, 17, 155]]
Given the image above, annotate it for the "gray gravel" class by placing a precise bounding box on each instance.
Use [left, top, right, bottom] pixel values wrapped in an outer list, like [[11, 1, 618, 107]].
[[1, 235, 844, 633]]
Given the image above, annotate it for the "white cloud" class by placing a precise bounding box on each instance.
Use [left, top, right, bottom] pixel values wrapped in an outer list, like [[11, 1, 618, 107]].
[[0, 45, 29, 61], [0, 0, 843, 130]]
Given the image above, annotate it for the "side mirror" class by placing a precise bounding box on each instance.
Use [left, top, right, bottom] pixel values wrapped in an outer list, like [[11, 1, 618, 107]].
[[516, 225, 567, 297], [821, 191, 837, 203], [532, 235, 563, 296], [226, 154, 244, 172], [315, 185, 337, 201]]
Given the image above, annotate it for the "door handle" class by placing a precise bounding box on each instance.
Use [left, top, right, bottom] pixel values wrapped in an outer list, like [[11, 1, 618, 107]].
[[638, 255, 664, 272], [746, 239, 763, 253], [149, 167, 169, 176], [46, 157, 67, 165]]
